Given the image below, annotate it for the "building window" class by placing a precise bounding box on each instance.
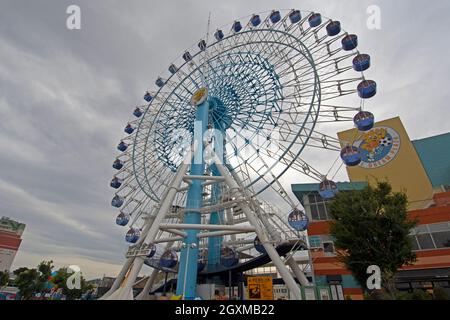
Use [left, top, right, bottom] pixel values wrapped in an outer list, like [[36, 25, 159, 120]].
[[323, 242, 335, 254], [417, 233, 435, 250], [304, 193, 332, 221], [432, 231, 450, 248], [410, 222, 450, 250]]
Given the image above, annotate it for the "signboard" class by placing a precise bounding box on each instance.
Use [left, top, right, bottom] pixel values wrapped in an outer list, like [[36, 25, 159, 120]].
[[338, 117, 434, 209], [247, 276, 273, 300]]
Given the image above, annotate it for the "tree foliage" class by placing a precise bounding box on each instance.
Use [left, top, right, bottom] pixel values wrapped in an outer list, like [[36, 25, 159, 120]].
[[12, 260, 92, 300], [329, 181, 417, 296], [0, 270, 9, 287]]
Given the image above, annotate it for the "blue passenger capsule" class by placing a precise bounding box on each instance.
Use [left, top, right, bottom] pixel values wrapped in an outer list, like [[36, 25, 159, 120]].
[[319, 179, 338, 199], [250, 14, 261, 27], [233, 21, 242, 33], [288, 209, 309, 231], [133, 107, 143, 118], [159, 250, 178, 269], [155, 77, 165, 88], [289, 10, 302, 24], [111, 195, 125, 208], [308, 13, 322, 28], [116, 212, 130, 226], [214, 29, 224, 41], [353, 54, 371, 72], [143, 92, 153, 102], [124, 124, 134, 135], [112, 159, 124, 170], [326, 21, 341, 36], [270, 10, 281, 24], [198, 39, 207, 51], [254, 237, 266, 254], [182, 51, 193, 62], [357, 80, 377, 99], [168, 64, 178, 74], [220, 246, 239, 268], [110, 177, 123, 189], [342, 34, 358, 51], [341, 145, 362, 167], [125, 228, 140, 243], [117, 141, 128, 152], [354, 111, 375, 131]]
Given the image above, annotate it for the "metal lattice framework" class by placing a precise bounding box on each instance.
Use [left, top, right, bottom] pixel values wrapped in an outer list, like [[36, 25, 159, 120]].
[[104, 9, 376, 300]]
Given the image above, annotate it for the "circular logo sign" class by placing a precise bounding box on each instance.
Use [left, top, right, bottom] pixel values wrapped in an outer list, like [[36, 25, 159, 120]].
[[190, 87, 208, 106], [355, 126, 401, 169]]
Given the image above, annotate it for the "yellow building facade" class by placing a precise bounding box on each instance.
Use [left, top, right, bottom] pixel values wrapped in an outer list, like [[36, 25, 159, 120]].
[[337, 117, 434, 209]]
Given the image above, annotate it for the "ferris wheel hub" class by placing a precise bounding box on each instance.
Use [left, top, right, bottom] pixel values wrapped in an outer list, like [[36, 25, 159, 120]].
[[190, 87, 208, 106]]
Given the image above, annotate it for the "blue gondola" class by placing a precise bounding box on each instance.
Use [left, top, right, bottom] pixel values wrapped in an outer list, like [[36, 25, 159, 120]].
[[288, 209, 309, 232], [254, 237, 266, 254], [110, 177, 123, 189], [341, 145, 362, 167], [182, 51, 193, 62], [357, 80, 377, 99], [198, 39, 207, 51], [133, 107, 143, 118], [143, 92, 153, 102], [250, 14, 261, 27], [233, 21, 242, 33], [111, 195, 124, 208], [159, 250, 178, 269], [308, 13, 322, 28], [354, 111, 375, 131], [270, 10, 281, 24], [147, 244, 157, 258], [353, 54, 371, 72], [155, 77, 165, 88], [124, 124, 134, 135], [125, 228, 140, 243], [326, 20, 341, 36], [220, 246, 239, 268], [116, 212, 130, 226], [117, 141, 128, 152], [289, 10, 302, 24], [168, 64, 178, 74], [214, 29, 224, 41], [342, 34, 358, 51], [113, 159, 124, 170], [319, 179, 338, 199]]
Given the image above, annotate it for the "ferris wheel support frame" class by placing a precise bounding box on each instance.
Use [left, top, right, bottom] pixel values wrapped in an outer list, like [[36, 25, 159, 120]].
[[212, 158, 302, 300]]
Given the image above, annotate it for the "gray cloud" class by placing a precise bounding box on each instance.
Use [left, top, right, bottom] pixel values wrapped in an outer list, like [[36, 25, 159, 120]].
[[1, 0, 449, 278]]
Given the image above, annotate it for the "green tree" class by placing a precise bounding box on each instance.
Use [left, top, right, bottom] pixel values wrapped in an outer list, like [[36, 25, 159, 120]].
[[329, 181, 417, 299], [0, 270, 9, 288], [52, 267, 93, 300], [13, 268, 43, 300]]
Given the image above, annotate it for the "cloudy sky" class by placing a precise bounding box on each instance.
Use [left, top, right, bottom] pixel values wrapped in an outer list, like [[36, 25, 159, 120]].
[[1, 0, 449, 279]]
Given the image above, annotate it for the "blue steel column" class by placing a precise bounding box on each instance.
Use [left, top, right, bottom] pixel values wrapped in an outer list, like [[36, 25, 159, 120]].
[[207, 164, 223, 268], [176, 99, 209, 299]]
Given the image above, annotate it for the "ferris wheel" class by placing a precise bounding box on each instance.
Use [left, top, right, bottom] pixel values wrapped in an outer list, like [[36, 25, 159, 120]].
[[104, 9, 377, 300]]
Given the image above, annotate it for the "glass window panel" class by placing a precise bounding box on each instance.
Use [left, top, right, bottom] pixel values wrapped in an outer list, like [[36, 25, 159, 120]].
[[431, 231, 450, 248], [308, 194, 317, 205], [318, 203, 327, 220], [416, 225, 429, 234], [323, 242, 335, 253], [310, 204, 320, 221], [409, 236, 420, 251], [428, 223, 450, 233], [417, 233, 435, 250]]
